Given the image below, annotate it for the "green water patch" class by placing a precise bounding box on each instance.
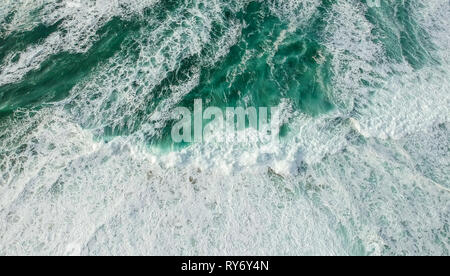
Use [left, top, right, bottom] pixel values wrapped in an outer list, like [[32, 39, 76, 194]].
[[0, 10, 16, 38], [0, 3, 48, 38], [142, 2, 334, 149], [0, 21, 62, 63], [364, 0, 437, 69], [94, 1, 335, 150], [142, 0, 183, 20], [67, 0, 218, 137], [396, 1, 438, 69], [185, 1, 333, 114], [0, 18, 142, 116]]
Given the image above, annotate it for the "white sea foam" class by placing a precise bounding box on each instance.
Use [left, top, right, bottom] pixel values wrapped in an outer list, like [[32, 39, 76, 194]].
[[269, 0, 321, 27], [0, 0, 159, 86], [65, 0, 244, 136]]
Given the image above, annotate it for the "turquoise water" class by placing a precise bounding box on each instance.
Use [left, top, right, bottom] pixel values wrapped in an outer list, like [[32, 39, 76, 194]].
[[0, 0, 449, 255]]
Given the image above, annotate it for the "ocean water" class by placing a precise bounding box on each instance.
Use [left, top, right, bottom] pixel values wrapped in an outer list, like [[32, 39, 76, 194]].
[[0, 0, 449, 255]]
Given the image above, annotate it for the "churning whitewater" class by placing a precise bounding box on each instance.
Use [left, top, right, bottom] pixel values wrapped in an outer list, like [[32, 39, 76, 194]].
[[0, 0, 449, 255]]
